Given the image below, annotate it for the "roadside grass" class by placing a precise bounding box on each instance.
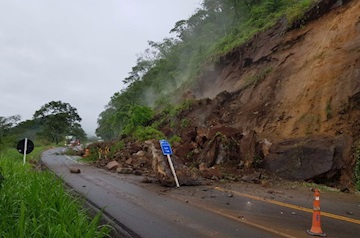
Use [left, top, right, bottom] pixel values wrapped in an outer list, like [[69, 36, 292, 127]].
[[0, 147, 111, 238], [297, 181, 340, 193], [354, 141, 360, 191]]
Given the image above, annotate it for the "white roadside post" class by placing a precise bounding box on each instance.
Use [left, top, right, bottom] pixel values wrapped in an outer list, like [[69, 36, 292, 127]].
[[159, 139, 180, 188], [23, 138, 28, 165]]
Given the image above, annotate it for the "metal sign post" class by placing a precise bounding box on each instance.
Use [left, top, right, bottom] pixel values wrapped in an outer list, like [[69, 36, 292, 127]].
[[166, 154, 180, 188], [23, 138, 28, 165], [159, 139, 180, 188]]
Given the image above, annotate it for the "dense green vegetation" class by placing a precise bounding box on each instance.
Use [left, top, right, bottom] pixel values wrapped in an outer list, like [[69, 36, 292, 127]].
[[0, 147, 110, 237], [96, 0, 315, 140], [0, 101, 87, 149], [354, 141, 360, 190], [0, 115, 21, 150]]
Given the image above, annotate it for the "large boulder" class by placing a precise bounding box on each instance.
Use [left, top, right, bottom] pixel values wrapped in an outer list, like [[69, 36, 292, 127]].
[[147, 141, 201, 187], [264, 135, 352, 185], [239, 130, 258, 168], [197, 126, 242, 167]]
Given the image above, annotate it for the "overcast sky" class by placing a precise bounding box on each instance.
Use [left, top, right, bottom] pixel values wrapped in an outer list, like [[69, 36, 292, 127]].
[[0, 0, 200, 136]]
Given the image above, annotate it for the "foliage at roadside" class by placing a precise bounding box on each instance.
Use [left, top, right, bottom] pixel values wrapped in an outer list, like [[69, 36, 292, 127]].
[[354, 141, 360, 191], [0, 148, 111, 237], [133, 126, 165, 141], [96, 104, 157, 140], [96, 0, 315, 140]]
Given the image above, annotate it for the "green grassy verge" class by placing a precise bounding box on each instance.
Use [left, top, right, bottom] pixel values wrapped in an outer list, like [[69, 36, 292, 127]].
[[0, 147, 111, 238], [354, 141, 360, 191]]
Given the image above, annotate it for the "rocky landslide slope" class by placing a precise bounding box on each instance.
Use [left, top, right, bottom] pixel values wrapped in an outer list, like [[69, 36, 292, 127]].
[[172, 0, 360, 190], [88, 0, 360, 190]]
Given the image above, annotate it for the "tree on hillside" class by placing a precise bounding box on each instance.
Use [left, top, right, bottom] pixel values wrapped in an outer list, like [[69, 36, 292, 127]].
[[9, 119, 41, 141], [0, 115, 21, 145], [68, 122, 87, 142], [123, 38, 179, 86], [0, 115, 21, 135], [96, 100, 154, 140], [33, 101, 84, 144]]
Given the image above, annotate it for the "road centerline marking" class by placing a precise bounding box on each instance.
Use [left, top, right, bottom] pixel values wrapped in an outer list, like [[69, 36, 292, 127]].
[[65, 155, 81, 164], [214, 186, 360, 225]]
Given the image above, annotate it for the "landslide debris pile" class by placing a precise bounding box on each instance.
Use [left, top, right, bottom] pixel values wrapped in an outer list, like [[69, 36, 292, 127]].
[[86, 0, 360, 191]]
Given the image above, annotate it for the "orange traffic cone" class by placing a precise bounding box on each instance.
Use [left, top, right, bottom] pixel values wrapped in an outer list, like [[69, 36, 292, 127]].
[[306, 189, 327, 237]]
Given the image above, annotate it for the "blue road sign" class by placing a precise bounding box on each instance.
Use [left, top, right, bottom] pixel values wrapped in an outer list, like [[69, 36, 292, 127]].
[[159, 139, 173, 155]]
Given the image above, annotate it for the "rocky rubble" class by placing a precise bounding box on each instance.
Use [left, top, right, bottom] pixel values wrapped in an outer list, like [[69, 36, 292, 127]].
[[84, 122, 354, 190]]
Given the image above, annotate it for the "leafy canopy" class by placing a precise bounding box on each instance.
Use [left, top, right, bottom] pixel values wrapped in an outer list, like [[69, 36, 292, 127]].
[[0, 115, 21, 148], [33, 101, 85, 144]]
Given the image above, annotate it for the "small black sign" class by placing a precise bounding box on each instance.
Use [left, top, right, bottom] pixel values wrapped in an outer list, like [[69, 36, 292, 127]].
[[17, 139, 34, 154]]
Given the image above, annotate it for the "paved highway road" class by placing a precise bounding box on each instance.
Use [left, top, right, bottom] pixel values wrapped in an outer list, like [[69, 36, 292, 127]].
[[41, 148, 360, 238]]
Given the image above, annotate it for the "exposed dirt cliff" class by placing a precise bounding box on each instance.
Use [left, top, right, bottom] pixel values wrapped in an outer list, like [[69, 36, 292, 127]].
[[194, 0, 360, 140], [172, 0, 360, 190]]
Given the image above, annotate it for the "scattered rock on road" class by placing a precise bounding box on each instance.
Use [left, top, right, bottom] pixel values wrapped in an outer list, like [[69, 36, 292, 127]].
[[106, 161, 119, 170], [69, 167, 81, 173]]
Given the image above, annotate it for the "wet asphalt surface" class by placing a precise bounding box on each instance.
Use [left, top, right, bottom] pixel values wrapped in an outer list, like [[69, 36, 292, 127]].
[[41, 148, 360, 238]]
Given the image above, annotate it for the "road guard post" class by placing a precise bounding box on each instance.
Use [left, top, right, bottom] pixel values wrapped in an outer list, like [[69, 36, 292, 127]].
[[159, 139, 180, 188]]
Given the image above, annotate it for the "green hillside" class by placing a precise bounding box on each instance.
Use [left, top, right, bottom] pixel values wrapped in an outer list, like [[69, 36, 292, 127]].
[[96, 0, 314, 140]]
